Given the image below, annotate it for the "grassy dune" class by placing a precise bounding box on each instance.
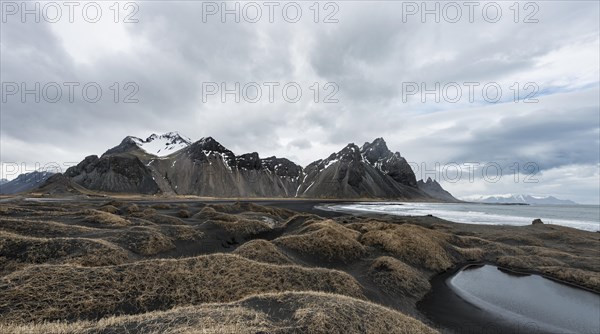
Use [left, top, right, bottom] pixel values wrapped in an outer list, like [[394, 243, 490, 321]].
[[0, 254, 363, 323], [0, 199, 598, 333], [0, 292, 437, 334]]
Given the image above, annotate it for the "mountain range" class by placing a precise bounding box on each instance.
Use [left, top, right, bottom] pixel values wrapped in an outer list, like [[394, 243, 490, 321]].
[[3, 132, 459, 201], [0, 171, 55, 194], [463, 194, 577, 205]]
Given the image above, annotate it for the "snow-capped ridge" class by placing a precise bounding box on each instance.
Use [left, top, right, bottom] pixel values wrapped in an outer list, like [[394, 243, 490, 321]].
[[132, 132, 192, 157], [462, 194, 577, 205]]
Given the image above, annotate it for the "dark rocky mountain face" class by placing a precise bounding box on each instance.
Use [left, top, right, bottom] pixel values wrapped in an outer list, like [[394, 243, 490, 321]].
[[102, 136, 141, 156], [59, 133, 456, 201], [360, 138, 418, 187], [298, 143, 427, 199], [65, 154, 160, 194], [0, 171, 55, 194], [37, 173, 90, 195], [260, 156, 303, 178], [417, 177, 459, 202], [64, 135, 303, 197]]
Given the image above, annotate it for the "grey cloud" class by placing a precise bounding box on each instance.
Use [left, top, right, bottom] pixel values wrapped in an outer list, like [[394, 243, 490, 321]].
[[1, 1, 598, 203]]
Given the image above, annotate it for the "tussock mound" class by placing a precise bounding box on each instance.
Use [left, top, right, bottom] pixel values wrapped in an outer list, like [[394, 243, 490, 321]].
[[83, 210, 132, 227], [139, 213, 186, 226], [178, 209, 191, 218], [538, 267, 600, 292], [107, 227, 176, 256], [452, 235, 525, 258], [233, 239, 294, 265], [274, 220, 366, 262], [211, 218, 273, 237], [150, 203, 171, 210], [195, 208, 275, 237], [452, 246, 485, 261], [0, 231, 128, 274], [0, 205, 32, 215], [360, 224, 453, 271], [192, 207, 235, 221], [0, 218, 97, 237], [0, 292, 438, 334], [0, 254, 364, 323], [155, 225, 204, 241], [97, 205, 119, 214], [496, 256, 600, 291], [368, 256, 430, 298]]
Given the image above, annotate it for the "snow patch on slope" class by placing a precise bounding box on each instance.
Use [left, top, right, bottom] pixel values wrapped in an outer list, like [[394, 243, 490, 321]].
[[132, 132, 192, 157]]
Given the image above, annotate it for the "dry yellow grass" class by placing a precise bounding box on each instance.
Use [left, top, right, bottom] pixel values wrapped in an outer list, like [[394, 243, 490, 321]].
[[0, 231, 128, 274], [0, 291, 438, 334], [155, 225, 204, 242], [97, 205, 119, 214], [208, 202, 295, 219], [0, 217, 97, 237], [360, 224, 453, 271], [452, 246, 485, 261], [0, 254, 364, 323], [150, 203, 172, 210], [368, 256, 430, 298], [178, 210, 191, 218], [140, 213, 186, 226], [539, 267, 600, 291], [83, 210, 132, 227], [274, 220, 366, 262], [107, 227, 175, 256], [233, 239, 293, 265], [1, 200, 598, 332], [496, 256, 600, 291], [210, 218, 273, 237]]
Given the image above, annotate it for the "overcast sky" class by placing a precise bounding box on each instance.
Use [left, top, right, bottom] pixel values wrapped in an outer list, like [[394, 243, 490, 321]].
[[1, 1, 599, 204]]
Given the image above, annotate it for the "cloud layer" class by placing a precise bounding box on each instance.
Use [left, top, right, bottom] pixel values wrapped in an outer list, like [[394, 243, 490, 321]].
[[1, 1, 599, 203]]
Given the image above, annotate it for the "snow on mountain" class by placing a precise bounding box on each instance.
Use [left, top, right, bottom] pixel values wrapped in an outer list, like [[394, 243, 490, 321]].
[[462, 194, 577, 205], [131, 132, 192, 157]]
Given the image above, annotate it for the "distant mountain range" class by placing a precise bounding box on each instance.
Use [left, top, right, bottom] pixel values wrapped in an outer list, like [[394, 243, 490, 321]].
[[463, 194, 577, 205], [2, 133, 459, 201], [0, 171, 55, 194]]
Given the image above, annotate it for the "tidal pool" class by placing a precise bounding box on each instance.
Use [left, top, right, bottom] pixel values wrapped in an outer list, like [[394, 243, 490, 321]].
[[419, 264, 600, 333]]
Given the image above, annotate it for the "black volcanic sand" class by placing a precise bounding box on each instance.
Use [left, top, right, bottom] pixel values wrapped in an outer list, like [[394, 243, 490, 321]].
[[0, 198, 598, 333]]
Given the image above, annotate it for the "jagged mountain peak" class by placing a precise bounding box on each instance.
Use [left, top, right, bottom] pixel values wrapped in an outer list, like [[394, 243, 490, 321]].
[[236, 152, 262, 170], [194, 136, 229, 152], [362, 137, 388, 150], [261, 156, 303, 177], [338, 143, 363, 161], [361, 140, 392, 162]]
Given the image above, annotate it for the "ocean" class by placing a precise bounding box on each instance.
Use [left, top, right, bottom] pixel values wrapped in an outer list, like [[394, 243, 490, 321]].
[[320, 202, 600, 232]]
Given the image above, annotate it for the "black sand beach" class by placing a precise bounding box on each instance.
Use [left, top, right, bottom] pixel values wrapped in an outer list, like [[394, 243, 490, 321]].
[[1, 197, 598, 333]]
